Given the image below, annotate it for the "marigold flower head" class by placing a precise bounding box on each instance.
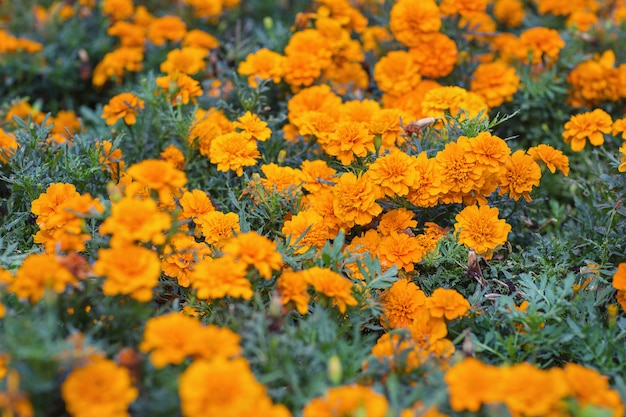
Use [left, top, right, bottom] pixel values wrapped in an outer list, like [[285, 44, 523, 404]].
[[30, 183, 80, 229], [254, 163, 304, 199], [179, 189, 215, 220], [377, 208, 417, 236], [408, 33, 458, 80], [187, 108, 234, 157], [466, 132, 512, 171], [283, 52, 322, 89], [498, 150, 542, 201], [389, 0, 441, 48], [160, 47, 207, 75], [516, 27, 565, 65], [324, 121, 375, 165], [527, 144, 569, 176], [303, 267, 357, 313], [566, 51, 619, 107], [62, 358, 138, 417], [380, 279, 427, 328], [277, 270, 310, 314], [613, 118, 626, 140], [332, 172, 383, 228], [444, 358, 501, 412], [303, 384, 388, 417], [323, 61, 369, 96], [0, 129, 18, 163], [367, 149, 419, 197], [127, 158, 187, 200], [101, 92, 144, 126], [409, 309, 449, 349], [374, 50, 422, 97], [493, 0, 525, 27], [195, 211, 240, 248], [222, 232, 283, 279], [422, 86, 487, 121], [426, 288, 470, 320], [179, 358, 285, 417], [156, 73, 203, 106], [406, 152, 442, 208], [285, 29, 333, 70], [102, 0, 134, 21], [92, 47, 143, 87], [435, 137, 486, 200], [439, 0, 488, 16], [470, 61, 520, 107], [454, 205, 511, 255], [98, 140, 125, 182], [93, 243, 161, 302], [107, 21, 146, 48], [100, 197, 172, 246], [190, 255, 252, 300], [8, 253, 77, 303], [209, 132, 260, 176], [282, 210, 331, 254], [161, 234, 211, 287], [300, 160, 337, 193], [613, 263, 626, 291], [287, 85, 342, 123], [147, 15, 186, 46], [378, 232, 424, 272], [182, 29, 219, 49], [237, 48, 286, 87], [50, 110, 82, 142], [234, 111, 271, 141], [563, 363, 625, 417], [562, 109, 613, 152]]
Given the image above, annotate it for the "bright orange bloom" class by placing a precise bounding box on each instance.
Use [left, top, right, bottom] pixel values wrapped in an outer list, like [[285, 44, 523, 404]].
[[182, 29, 219, 49], [160, 47, 207, 75], [444, 358, 501, 412], [0, 129, 18, 163], [527, 144, 569, 176], [156, 73, 203, 105], [332, 172, 383, 228], [92, 47, 143, 87], [8, 253, 77, 303], [562, 109, 613, 152], [389, 0, 441, 47], [377, 208, 417, 236], [209, 132, 260, 176], [613, 263, 626, 291], [160, 144, 185, 170], [101, 93, 145, 125], [161, 234, 211, 287], [303, 385, 388, 417], [493, 0, 525, 27], [107, 21, 146, 47], [127, 159, 187, 202], [283, 52, 322, 88], [563, 363, 625, 417], [367, 150, 419, 197], [374, 50, 422, 97], [234, 111, 272, 141], [102, 0, 134, 21], [190, 255, 252, 300], [179, 189, 215, 220], [238, 48, 286, 87], [282, 210, 330, 254], [324, 121, 375, 165], [408, 33, 458, 79], [98, 140, 125, 182], [195, 211, 240, 248], [516, 27, 565, 65], [93, 243, 161, 302], [379, 279, 427, 328], [147, 15, 186, 46], [277, 270, 310, 314], [470, 61, 520, 107], [100, 197, 171, 246], [300, 160, 336, 194], [378, 233, 424, 272], [454, 205, 511, 255], [222, 232, 283, 279], [426, 288, 471, 320], [303, 267, 358, 313], [498, 150, 542, 201]]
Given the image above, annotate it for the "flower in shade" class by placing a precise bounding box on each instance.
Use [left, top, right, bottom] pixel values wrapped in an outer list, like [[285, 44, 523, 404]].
[[303, 267, 358, 313], [562, 109, 613, 152], [426, 288, 471, 320], [101, 92, 144, 125], [190, 255, 252, 300], [221, 232, 283, 279], [379, 279, 427, 329], [454, 205, 511, 255], [93, 243, 161, 302], [62, 358, 138, 417], [498, 150, 542, 201], [303, 385, 388, 417], [527, 144, 569, 176]]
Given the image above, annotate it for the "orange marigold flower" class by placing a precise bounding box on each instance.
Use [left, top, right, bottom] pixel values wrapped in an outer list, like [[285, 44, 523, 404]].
[[209, 132, 260, 176], [237, 48, 286, 87], [190, 255, 252, 300], [277, 270, 310, 314], [93, 243, 161, 302], [493, 0, 525, 27], [102, 0, 134, 21], [127, 159, 187, 201], [379, 279, 427, 329], [618, 143, 626, 173], [454, 205, 511, 255], [9, 253, 77, 303], [613, 118, 626, 139], [303, 267, 358, 313], [187, 108, 234, 157], [340, 99, 381, 124], [566, 51, 618, 107], [516, 27, 565, 65], [156, 73, 204, 105], [30, 182, 80, 229], [527, 144, 570, 176], [107, 21, 146, 48], [435, 137, 486, 201], [374, 50, 422, 97], [444, 358, 501, 412], [300, 160, 337, 193], [182, 0, 223, 18], [101, 92, 144, 126], [406, 151, 442, 208], [377, 208, 417, 236], [0, 129, 18, 163], [566, 10, 598, 31], [222, 232, 283, 279], [389, 0, 441, 48], [161, 234, 211, 287], [179, 358, 287, 417], [368, 149, 419, 197], [466, 132, 511, 172], [147, 15, 186, 46], [195, 211, 240, 248], [426, 288, 470, 320], [422, 86, 487, 121], [285, 29, 333, 70], [159, 144, 185, 170], [50, 110, 82, 142], [287, 85, 342, 123], [182, 29, 219, 49], [563, 363, 625, 417], [378, 232, 424, 272], [160, 47, 207, 75], [62, 358, 138, 417], [324, 121, 375, 165], [439, 0, 488, 16], [562, 109, 613, 152], [408, 33, 458, 79], [332, 172, 383, 228], [255, 163, 304, 198], [498, 150, 542, 201], [282, 210, 330, 254], [98, 140, 125, 182], [179, 189, 215, 220], [234, 111, 272, 141], [283, 51, 322, 88], [470, 61, 520, 107], [92, 47, 143, 87], [303, 385, 388, 417], [613, 263, 626, 291]]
